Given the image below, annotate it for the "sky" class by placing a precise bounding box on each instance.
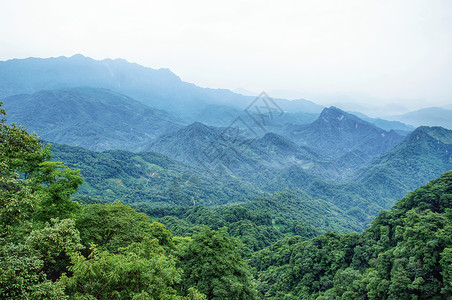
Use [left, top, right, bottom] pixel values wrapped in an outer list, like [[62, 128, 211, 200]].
[[1, 0, 451, 114]]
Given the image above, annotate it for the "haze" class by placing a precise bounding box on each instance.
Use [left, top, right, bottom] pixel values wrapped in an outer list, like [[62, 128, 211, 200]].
[[1, 0, 451, 113]]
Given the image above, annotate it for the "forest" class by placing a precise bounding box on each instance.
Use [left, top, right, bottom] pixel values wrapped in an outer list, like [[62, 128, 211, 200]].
[[1, 95, 452, 300]]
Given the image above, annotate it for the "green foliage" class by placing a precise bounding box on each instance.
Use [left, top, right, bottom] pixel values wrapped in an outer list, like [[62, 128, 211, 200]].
[[75, 201, 175, 253], [0, 242, 68, 299], [32, 161, 83, 223], [61, 239, 182, 299], [251, 171, 452, 299], [2, 101, 452, 299], [0, 102, 49, 239], [26, 218, 84, 281], [177, 227, 258, 299], [50, 142, 260, 206]]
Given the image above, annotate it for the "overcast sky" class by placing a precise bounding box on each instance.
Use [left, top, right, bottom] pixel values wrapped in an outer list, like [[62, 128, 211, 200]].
[[1, 0, 451, 112]]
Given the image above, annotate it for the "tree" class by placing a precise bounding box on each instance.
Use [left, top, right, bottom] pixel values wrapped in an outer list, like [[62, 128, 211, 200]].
[[75, 201, 175, 253], [0, 102, 83, 298], [177, 226, 257, 299], [0, 102, 49, 239], [61, 238, 182, 299]]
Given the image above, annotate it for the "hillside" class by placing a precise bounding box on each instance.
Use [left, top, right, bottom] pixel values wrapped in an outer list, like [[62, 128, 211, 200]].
[[355, 126, 452, 200], [2, 87, 182, 151], [49, 142, 262, 206], [250, 170, 452, 299], [3, 105, 452, 298]]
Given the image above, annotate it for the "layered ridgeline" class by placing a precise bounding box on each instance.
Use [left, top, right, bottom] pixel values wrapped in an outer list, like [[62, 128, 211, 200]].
[[49, 142, 263, 207], [266, 125, 452, 218], [145, 106, 407, 183], [355, 126, 452, 200], [50, 142, 363, 234], [2, 87, 182, 151], [0, 54, 323, 122], [49, 124, 452, 231], [2, 103, 451, 299]]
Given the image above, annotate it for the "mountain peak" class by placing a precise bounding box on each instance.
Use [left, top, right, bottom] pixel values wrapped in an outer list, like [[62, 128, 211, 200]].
[[186, 121, 210, 131], [313, 106, 371, 131], [319, 106, 358, 122], [286, 108, 404, 158], [70, 53, 88, 59]]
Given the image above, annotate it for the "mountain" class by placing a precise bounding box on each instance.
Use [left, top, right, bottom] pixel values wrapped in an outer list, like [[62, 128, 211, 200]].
[[355, 126, 452, 200], [49, 141, 365, 234], [2, 87, 182, 151], [257, 126, 452, 220], [0, 55, 324, 123], [389, 107, 452, 129], [284, 106, 405, 159], [145, 122, 227, 165], [194, 104, 319, 128], [145, 121, 344, 182], [47, 122, 452, 230]]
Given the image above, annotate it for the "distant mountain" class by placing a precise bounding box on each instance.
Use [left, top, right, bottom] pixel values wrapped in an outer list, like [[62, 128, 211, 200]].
[[389, 107, 452, 129], [350, 111, 414, 133], [233, 88, 257, 97], [145, 122, 228, 165], [283, 106, 405, 159], [2, 87, 182, 151], [0, 55, 324, 123], [194, 104, 319, 128]]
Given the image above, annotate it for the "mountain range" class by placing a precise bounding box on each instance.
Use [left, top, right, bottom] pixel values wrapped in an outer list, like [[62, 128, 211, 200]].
[[0, 54, 323, 123], [1, 54, 451, 233]]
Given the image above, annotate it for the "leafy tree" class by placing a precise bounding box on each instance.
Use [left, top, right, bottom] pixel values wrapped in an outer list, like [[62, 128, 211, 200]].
[[177, 227, 257, 299], [26, 218, 83, 281], [0, 103, 83, 297], [75, 201, 175, 253], [0, 242, 68, 299], [61, 238, 182, 299]]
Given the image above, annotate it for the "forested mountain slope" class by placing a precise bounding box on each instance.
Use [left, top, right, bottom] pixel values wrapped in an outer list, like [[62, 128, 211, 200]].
[[47, 125, 452, 231], [251, 170, 452, 299]]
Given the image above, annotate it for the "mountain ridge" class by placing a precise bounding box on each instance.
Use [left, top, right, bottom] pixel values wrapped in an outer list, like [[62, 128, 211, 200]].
[[2, 87, 182, 151]]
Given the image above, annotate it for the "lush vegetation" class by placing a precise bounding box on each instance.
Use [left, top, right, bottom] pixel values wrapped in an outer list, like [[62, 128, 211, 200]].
[[2, 98, 452, 299], [0, 104, 254, 299], [251, 169, 452, 299]]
